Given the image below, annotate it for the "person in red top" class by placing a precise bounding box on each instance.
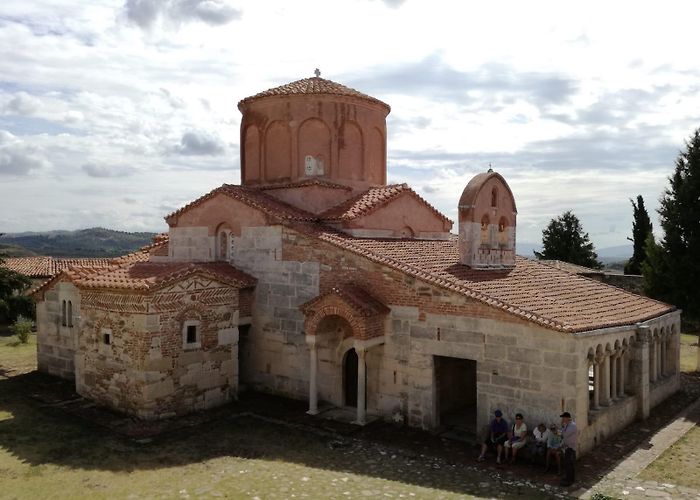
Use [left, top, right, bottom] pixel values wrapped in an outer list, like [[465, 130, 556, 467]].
[[478, 409, 508, 464]]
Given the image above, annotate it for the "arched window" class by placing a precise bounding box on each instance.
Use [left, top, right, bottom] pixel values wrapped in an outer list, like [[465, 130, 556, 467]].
[[480, 215, 490, 245], [67, 300, 73, 328], [497, 217, 508, 246], [61, 300, 67, 327], [218, 231, 228, 261], [491, 187, 498, 208]]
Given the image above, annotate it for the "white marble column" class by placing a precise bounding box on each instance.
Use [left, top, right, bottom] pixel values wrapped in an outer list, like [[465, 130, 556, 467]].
[[307, 337, 319, 415], [356, 347, 367, 425]]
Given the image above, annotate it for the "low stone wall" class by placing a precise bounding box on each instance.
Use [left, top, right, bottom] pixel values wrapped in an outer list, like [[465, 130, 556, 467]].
[[649, 374, 680, 409], [579, 396, 637, 454]]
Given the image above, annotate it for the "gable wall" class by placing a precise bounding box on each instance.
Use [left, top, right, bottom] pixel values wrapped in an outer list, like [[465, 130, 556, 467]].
[[36, 280, 81, 380], [342, 193, 451, 238], [169, 194, 268, 262]]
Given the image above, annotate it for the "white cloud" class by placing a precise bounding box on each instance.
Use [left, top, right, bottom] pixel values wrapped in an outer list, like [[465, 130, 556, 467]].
[[3, 92, 41, 115], [124, 0, 242, 29], [174, 130, 226, 156], [0, 0, 697, 251], [0, 130, 50, 175]]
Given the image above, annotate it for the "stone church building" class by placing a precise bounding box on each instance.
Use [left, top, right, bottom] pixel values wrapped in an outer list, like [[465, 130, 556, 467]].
[[32, 74, 681, 455]]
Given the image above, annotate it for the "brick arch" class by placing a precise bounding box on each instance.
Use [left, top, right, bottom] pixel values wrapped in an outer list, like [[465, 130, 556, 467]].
[[305, 303, 365, 339]]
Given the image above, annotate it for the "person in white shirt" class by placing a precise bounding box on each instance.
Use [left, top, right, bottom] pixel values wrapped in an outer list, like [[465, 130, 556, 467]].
[[530, 423, 550, 463], [503, 413, 528, 463]]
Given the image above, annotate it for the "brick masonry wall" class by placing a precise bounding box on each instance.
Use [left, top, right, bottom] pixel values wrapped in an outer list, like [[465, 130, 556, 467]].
[[75, 276, 240, 419]]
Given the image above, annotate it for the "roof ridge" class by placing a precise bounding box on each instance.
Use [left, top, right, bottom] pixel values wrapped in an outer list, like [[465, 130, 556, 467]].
[[238, 76, 390, 110]]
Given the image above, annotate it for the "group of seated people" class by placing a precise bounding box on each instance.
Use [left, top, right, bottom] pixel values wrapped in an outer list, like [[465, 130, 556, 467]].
[[477, 409, 563, 472]]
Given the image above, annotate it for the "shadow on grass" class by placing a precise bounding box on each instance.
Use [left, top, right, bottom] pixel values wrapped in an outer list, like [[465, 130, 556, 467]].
[[1, 370, 699, 498], [0, 372, 543, 498]]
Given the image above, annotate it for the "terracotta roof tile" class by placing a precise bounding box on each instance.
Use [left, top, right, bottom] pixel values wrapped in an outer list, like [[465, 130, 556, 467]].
[[238, 76, 390, 111], [3, 256, 115, 278], [285, 223, 673, 333], [165, 184, 317, 225], [34, 261, 256, 295], [301, 283, 390, 317], [539, 260, 603, 275], [319, 184, 452, 224]]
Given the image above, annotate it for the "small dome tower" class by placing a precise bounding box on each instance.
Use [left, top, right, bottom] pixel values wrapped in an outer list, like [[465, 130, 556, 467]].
[[458, 171, 517, 268]]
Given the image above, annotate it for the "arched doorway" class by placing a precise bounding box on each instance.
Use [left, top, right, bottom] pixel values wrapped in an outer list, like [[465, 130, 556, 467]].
[[344, 348, 358, 407]]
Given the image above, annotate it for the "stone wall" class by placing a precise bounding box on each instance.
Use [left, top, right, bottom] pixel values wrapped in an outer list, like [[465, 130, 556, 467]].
[[75, 276, 240, 419], [235, 225, 582, 436], [231, 225, 319, 398], [36, 280, 80, 380]]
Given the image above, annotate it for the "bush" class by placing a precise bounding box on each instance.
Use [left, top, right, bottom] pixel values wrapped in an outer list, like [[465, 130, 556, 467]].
[[10, 315, 33, 344]]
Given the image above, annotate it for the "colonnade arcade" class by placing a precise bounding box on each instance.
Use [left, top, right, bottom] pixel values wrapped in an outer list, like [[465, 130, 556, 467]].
[[586, 325, 678, 413], [300, 285, 389, 425]]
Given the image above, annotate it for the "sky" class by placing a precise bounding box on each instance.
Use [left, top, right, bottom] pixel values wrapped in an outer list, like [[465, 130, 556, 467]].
[[0, 0, 698, 250]]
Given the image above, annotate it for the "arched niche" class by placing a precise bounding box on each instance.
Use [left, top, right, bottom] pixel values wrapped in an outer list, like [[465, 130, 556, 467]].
[[298, 118, 331, 177], [367, 127, 384, 184], [243, 125, 260, 183], [265, 121, 292, 181], [339, 121, 364, 180]]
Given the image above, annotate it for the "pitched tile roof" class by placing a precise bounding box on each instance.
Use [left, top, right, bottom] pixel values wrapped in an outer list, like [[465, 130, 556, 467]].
[[238, 76, 390, 111], [300, 283, 390, 317], [319, 184, 452, 224], [539, 260, 604, 276], [286, 224, 673, 333], [33, 261, 256, 295], [165, 184, 317, 225], [3, 256, 115, 278]]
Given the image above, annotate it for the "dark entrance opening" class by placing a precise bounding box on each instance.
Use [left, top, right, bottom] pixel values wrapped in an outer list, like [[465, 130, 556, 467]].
[[237, 324, 251, 391], [344, 348, 358, 407], [435, 356, 477, 439]]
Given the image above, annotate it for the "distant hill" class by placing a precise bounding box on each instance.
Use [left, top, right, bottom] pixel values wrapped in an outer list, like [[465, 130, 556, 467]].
[[0, 228, 157, 258]]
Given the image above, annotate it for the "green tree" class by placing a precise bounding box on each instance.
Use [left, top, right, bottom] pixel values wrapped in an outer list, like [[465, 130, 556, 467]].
[[643, 128, 700, 321], [0, 254, 32, 323], [624, 195, 653, 275], [534, 210, 603, 269]]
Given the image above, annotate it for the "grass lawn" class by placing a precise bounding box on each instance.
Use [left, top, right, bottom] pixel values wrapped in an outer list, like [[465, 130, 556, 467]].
[[639, 424, 700, 489], [680, 333, 699, 373], [640, 333, 699, 489], [0, 335, 550, 499], [0, 331, 37, 375]]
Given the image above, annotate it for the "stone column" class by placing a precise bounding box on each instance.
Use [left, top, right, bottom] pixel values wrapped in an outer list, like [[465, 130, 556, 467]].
[[618, 350, 626, 397], [356, 347, 367, 425], [661, 338, 667, 376], [306, 336, 319, 415], [610, 352, 618, 400], [592, 362, 600, 410], [656, 340, 662, 378], [650, 338, 657, 383], [602, 350, 611, 406], [633, 325, 651, 419]]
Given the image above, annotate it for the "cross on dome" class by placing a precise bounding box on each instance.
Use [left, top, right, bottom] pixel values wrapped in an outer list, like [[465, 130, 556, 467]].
[[314, 68, 321, 77]]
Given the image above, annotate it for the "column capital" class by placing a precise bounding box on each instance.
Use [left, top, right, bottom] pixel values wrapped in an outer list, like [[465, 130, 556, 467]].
[[305, 335, 318, 347]]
